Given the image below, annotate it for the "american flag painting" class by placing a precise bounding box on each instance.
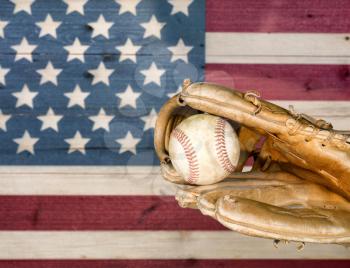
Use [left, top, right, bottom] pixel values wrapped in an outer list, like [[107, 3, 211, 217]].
[[0, 0, 350, 267]]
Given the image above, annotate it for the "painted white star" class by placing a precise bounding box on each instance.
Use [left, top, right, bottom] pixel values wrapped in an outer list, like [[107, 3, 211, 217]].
[[10, 0, 34, 14], [89, 108, 114, 131], [89, 15, 113, 39], [116, 85, 141, 109], [168, 0, 193, 16], [88, 62, 114, 86], [140, 15, 165, 39], [11, 37, 37, 62], [167, 85, 182, 98], [116, 38, 141, 63], [64, 85, 90, 108], [65, 131, 90, 154], [36, 14, 61, 38], [63, 0, 88, 15], [36, 61, 62, 85], [0, 21, 8, 38], [12, 85, 38, 108], [115, 0, 141, 15], [115, 131, 140, 154], [64, 38, 89, 62], [38, 107, 63, 132], [0, 110, 11, 131], [140, 62, 166, 86], [14, 130, 39, 154], [0, 65, 9, 85], [168, 38, 193, 62], [141, 108, 158, 131]]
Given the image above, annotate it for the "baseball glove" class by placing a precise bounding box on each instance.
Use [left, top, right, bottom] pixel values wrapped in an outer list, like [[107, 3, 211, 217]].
[[154, 80, 350, 246]]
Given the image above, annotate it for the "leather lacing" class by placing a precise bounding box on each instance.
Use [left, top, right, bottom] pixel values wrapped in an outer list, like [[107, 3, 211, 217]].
[[287, 106, 350, 146], [244, 90, 262, 115], [244, 90, 350, 146]]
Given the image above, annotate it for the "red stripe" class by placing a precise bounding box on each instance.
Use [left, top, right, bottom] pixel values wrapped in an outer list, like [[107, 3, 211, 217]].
[[206, 64, 350, 100], [206, 0, 350, 33], [0, 260, 349, 268], [0, 196, 224, 230]]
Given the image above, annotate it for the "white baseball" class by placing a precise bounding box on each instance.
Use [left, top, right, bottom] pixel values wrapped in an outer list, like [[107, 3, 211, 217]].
[[169, 114, 240, 185]]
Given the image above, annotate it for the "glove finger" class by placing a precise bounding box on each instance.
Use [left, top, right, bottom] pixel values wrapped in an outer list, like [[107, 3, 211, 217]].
[[160, 162, 187, 184], [175, 182, 231, 209], [216, 195, 350, 244], [185, 175, 350, 224], [197, 182, 301, 218], [175, 178, 293, 212], [175, 187, 199, 209]]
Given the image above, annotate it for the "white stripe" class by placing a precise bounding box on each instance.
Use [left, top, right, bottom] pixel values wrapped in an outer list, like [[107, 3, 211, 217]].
[[0, 166, 177, 196], [206, 33, 350, 64], [0, 231, 348, 259]]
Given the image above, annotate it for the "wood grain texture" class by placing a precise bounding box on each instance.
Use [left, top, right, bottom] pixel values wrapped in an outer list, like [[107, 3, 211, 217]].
[[206, 0, 350, 33], [0, 166, 176, 196], [206, 33, 350, 65], [0, 0, 204, 48], [0, 195, 223, 230], [1, 260, 350, 268], [0, 166, 174, 195], [0, 231, 348, 259], [0, 54, 201, 101], [206, 64, 350, 100], [0, 166, 250, 195], [206, 55, 350, 65]]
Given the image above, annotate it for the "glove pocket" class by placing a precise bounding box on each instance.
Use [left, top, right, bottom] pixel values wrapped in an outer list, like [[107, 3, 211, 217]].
[[215, 195, 350, 244]]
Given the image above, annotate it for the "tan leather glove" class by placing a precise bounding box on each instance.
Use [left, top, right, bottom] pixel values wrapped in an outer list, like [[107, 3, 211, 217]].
[[154, 80, 350, 245]]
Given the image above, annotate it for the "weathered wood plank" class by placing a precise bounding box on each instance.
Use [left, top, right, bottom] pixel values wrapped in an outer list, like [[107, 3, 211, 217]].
[[0, 166, 253, 196], [0, 195, 225, 230], [206, 33, 350, 65], [207, 55, 350, 65], [0, 0, 205, 48], [206, 63, 350, 100], [0, 231, 348, 259], [0, 53, 203, 130], [4, 33, 350, 65], [0, 166, 170, 195], [1, 260, 349, 268], [207, 0, 350, 33]]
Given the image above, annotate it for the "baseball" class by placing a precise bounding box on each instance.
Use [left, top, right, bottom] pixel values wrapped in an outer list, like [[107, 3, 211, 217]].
[[168, 114, 240, 185]]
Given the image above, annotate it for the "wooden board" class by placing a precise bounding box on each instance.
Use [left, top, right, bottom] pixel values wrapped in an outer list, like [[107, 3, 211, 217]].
[[0, 231, 348, 259], [206, 0, 350, 33], [1, 0, 350, 263]]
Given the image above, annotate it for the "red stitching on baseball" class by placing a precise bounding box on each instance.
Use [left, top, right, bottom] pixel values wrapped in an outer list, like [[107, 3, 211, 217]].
[[171, 128, 199, 184], [215, 118, 236, 173]]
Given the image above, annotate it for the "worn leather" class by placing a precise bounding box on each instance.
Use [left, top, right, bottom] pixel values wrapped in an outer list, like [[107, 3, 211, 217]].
[[154, 80, 350, 244]]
